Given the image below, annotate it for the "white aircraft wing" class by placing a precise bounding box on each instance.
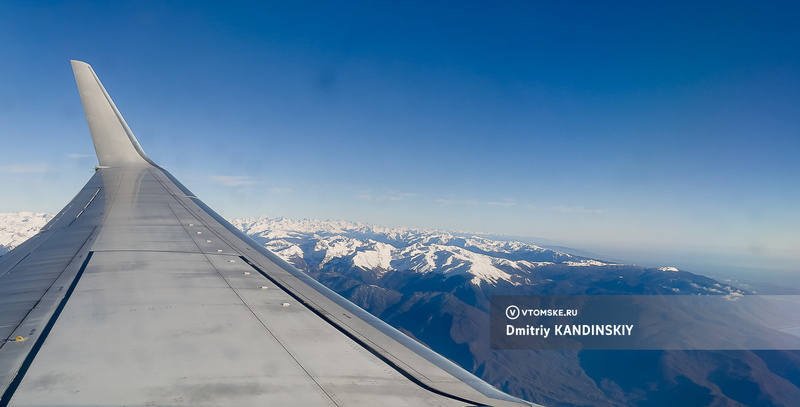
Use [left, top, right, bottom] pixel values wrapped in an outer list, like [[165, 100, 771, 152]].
[[0, 61, 535, 407]]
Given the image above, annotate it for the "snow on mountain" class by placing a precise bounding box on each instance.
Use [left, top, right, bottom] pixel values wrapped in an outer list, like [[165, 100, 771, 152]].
[[229, 216, 606, 286], [352, 241, 393, 272], [1, 213, 667, 287], [564, 259, 617, 267], [0, 212, 53, 255], [390, 243, 515, 285]]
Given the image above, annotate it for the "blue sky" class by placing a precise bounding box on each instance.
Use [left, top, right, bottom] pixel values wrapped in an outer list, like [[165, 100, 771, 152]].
[[1, 1, 798, 272]]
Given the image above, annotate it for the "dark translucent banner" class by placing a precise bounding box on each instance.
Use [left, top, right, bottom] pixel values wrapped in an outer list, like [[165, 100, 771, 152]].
[[490, 295, 800, 350]]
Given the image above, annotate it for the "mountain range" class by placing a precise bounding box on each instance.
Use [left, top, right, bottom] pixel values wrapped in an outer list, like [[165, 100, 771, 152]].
[[2, 212, 799, 406]]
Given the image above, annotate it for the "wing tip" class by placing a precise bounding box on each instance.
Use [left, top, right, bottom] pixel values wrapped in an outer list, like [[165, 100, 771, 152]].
[[70, 60, 154, 168], [70, 60, 91, 72]]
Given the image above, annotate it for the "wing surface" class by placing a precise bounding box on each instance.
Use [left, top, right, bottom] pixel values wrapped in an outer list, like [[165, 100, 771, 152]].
[[0, 61, 535, 407]]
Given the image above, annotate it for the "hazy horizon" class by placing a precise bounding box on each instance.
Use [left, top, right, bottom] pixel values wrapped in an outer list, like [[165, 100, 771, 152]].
[[1, 209, 795, 292]]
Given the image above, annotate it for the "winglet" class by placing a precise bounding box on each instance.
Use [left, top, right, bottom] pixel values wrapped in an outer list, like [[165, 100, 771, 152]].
[[71, 60, 153, 167]]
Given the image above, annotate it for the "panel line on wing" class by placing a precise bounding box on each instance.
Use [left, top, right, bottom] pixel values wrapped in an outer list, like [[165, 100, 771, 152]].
[[0, 252, 32, 281], [158, 201, 341, 405], [206, 256, 341, 406], [0, 252, 94, 407], [236, 256, 485, 407], [145, 173, 499, 404]]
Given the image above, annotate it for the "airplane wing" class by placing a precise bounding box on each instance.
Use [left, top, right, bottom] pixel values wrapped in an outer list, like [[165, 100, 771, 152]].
[[0, 61, 535, 406]]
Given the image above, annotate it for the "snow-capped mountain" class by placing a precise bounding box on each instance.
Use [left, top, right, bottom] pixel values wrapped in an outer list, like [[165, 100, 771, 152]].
[[1, 213, 731, 296], [0, 212, 53, 255], [228, 216, 746, 298], [230, 216, 618, 286]]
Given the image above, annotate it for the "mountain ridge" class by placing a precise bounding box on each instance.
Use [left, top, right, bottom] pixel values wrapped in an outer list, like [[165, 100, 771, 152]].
[[2, 212, 799, 406]]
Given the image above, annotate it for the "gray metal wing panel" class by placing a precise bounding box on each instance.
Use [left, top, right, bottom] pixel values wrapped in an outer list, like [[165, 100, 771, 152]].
[[0, 61, 536, 407]]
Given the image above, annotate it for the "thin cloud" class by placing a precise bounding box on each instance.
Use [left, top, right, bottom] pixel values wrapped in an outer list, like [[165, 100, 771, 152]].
[[435, 198, 517, 207], [435, 198, 479, 205], [435, 197, 601, 214], [210, 175, 259, 187], [1, 164, 51, 173], [67, 153, 94, 159], [549, 205, 604, 214], [485, 199, 517, 208], [269, 187, 294, 195], [358, 190, 415, 202]]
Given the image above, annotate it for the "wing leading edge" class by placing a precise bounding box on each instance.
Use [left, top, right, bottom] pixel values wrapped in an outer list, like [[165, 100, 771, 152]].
[[0, 61, 536, 406]]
